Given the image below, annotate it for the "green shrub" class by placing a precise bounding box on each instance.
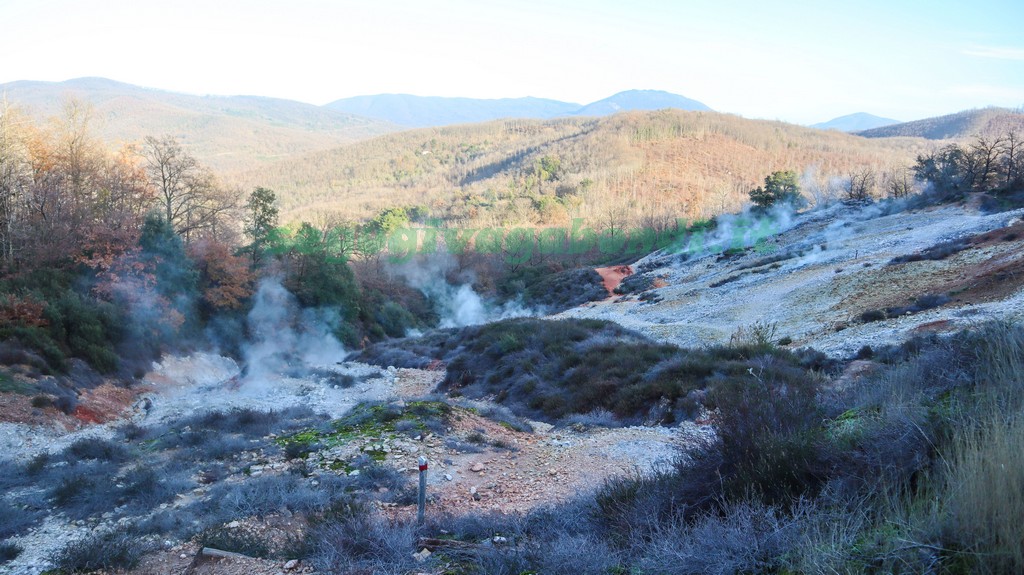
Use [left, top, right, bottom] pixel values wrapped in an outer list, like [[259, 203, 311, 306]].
[[710, 358, 827, 505], [31, 394, 52, 408], [46, 291, 123, 368], [1, 326, 66, 372], [51, 531, 145, 573], [0, 542, 22, 564]]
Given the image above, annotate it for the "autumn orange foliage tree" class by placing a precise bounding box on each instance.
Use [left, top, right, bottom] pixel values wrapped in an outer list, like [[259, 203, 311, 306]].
[[189, 239, 255, 315]]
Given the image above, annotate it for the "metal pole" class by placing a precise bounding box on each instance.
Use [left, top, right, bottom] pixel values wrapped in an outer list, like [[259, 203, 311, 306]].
[[417, 456, 428, 525]]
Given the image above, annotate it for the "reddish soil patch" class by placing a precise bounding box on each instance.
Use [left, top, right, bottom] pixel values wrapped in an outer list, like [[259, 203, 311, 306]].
[[70, 383, 140, 424], [595, 265, 633, 296], [949, 246, 1024, 304], [838, 230, 1024, 320], [968, 220, 1024, 248], [913, 319, 954, 333], [72, 404, 104, 424]]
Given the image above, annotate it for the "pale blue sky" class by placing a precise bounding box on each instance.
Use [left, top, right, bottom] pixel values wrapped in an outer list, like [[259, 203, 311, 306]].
[[1, 0, 1021, 124]]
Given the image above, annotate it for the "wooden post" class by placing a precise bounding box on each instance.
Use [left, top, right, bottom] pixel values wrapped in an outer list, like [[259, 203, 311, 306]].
[[417, 456, 428, 525]]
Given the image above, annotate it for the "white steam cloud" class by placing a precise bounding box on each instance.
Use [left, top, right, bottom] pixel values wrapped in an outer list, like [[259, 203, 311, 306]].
[[242, 278, 347, 387], [389, 254, 536, 330], [677, 203, 799, 256]]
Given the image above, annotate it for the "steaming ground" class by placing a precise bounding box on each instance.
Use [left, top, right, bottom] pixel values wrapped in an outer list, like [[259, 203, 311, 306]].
[[390, 254, 539, 328], [140, 353, 396, 421], [0, 275, 699, 575], [559, 202, 1024, 356], [3, 200, 1023, 574]]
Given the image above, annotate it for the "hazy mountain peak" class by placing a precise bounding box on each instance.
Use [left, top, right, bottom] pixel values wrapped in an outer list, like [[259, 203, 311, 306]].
[[574, 89, 712, 117], [812, 112, 901, 132]]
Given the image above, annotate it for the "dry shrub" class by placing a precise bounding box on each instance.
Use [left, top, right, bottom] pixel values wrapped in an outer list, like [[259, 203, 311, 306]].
[[943, 413, 1024, 572]]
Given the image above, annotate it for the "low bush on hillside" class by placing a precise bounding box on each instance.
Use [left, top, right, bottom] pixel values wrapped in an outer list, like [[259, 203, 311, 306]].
[[50, 531, 148, 573], [0, 499, 42, 540], [614, 272, 655, 295], [0, 542, 21, 564], [498, 265, 607, 312], [311, 513, 420, 575], [358, 318, 830, 425], [860, 293, 951, 323], [889, 237, 972, 265]]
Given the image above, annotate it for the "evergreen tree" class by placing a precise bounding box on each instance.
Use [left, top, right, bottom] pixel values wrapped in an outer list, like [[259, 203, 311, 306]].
[[244, 186, 279, 266], [749, 170, 803, 209]]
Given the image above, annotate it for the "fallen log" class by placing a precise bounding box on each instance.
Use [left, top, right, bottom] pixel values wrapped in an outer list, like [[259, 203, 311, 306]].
[[417, 537, 484, 551], [200, 547, 254, 560]]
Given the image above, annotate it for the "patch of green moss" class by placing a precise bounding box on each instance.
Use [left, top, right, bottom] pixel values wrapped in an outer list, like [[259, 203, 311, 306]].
[[826, 406, 881, 445], [277, 400, 453, 451], [0, 371, 33, 395]]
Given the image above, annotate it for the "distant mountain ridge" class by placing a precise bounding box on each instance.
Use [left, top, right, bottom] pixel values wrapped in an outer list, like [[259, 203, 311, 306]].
[[327, 89, 712, 127], [812, 112, 900, 132], [856, 107, 1024, 140], [2, 78, 715, 164], [325, 94, 581, 128], [0, 77, 397, 172]]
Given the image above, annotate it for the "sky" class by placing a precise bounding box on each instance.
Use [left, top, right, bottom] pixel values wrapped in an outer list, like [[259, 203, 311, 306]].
[[1, 0, 1022, 124]]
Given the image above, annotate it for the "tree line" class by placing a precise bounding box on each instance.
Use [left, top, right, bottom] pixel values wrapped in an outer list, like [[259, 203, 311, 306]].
[[0, 102, 436, 380], [748, 130, 1023, 209]]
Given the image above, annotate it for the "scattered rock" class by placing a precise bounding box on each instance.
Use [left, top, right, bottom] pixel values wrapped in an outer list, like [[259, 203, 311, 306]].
[[283, 558, 300, 570], [470, 462, 485, 472], [413, 548, 432, 562], [227, 520, 240, 528]]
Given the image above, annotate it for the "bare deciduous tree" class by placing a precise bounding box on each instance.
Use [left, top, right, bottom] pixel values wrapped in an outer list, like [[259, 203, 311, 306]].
[[882, 166, 914, 198], [970, 135, 1006, 191], [142, 135, 237, 243], [844, 168, 876, 202], [1003, 131, 1021, 189], [0, 100, 32, 266]]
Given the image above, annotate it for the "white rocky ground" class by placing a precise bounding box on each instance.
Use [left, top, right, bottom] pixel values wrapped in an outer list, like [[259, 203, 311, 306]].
[[1, 351, 709, 575], [560, 202, 1024, 356], [0, 356, 403, 575]]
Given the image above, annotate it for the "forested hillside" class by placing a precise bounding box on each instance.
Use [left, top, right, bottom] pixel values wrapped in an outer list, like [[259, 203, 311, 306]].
[[237, 109, 926, 229], [857, 107, 1024, 140]]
